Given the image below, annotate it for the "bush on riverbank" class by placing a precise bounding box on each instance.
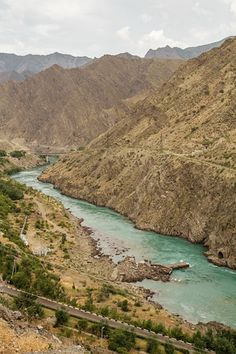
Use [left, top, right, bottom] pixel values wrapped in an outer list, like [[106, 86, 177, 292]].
[[10, 150, 26, 158], [0, 150, 7, 157]]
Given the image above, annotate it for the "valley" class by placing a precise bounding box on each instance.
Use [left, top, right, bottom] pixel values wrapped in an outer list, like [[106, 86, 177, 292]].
[[1, 156, 225, 354], [13, 164, 236, 329], [0, 24, 235, 354]]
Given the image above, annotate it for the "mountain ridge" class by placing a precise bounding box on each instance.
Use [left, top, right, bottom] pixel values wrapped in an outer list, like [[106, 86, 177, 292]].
[[145, 37, 228, 59], [0, 51, 92, 75]]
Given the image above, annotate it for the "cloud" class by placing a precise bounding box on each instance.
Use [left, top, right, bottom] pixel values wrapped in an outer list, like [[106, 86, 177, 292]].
[[0, 0, 234, 57], [138, 30, 186, 51], [140, 13, 152, 23], [193, 2, 209, 16], [33, 24, 59, 37], [225, 0, 236, 15], [116, 26, 131, 41]]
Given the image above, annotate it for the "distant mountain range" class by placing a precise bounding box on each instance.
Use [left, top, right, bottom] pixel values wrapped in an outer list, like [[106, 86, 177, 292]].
[[145, 38, 228, 59], [0, 38, 230, 84], [0, 52, 92, 78]]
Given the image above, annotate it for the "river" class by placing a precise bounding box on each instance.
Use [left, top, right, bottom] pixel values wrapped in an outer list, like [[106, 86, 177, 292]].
[[12, 164, 236, 329]]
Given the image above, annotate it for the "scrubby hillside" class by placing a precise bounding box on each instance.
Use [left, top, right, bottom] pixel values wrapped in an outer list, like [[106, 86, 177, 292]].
[[40, 38, 236, 269]]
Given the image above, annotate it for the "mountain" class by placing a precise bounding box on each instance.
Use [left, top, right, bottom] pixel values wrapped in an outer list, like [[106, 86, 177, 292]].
[[40, 38, 236, 269], [0, 70, 32, 83], [0, 55, 182, 151], [0, 52, 92, 74], [145, 37, 227, 59], [116, 52, 140, 59]]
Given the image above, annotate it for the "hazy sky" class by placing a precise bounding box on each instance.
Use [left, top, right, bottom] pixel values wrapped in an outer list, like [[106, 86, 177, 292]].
[[0, 0, 235, 57]]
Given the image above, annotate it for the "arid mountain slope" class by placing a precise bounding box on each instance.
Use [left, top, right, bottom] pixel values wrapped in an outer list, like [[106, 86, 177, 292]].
[[0, 56, 181, 151], [41, 38, 236, 269]]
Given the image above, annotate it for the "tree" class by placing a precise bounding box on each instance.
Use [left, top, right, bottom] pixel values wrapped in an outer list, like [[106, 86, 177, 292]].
[[119, 299, 129, 312], [77, 319, 88, 331], [14, 293, 43, 319], [147, 339, 161, 354], [164, 343, 175, 354], [54, 309, 69, 327], [108, 329, 135, 353]]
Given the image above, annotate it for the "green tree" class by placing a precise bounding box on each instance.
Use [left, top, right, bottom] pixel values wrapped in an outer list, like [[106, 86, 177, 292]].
[[164, 343, 175, 354], [119, 299, 129, 312], [0, 150, 6, 157], [77, 319, 88, 331], [147, 339, 161, 353], [14, 293, 43, 319], [54, 309, 69, 327], [108, 329, 135, 353]]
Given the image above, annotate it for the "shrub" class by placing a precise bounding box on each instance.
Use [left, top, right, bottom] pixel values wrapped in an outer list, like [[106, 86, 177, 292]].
[[164, 343, 175, 354], [15, 293, 44, 319], [108, 329, 136, 353], [10, 150, 26, 158], [147, 339, 161, 354], [0, 179, 24, 200], [54, 309, 69, 327], [118, 299, 129, 312], [77, 319, 88, 331], [0, 150, 6, 157]]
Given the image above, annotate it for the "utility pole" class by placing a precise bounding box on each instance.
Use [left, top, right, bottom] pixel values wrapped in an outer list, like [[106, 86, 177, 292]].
[[11, 259, 16, 279], [101, 326, 105, 339]]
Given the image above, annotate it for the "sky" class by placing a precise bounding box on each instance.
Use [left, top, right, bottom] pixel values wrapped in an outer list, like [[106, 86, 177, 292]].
[[0, 0, 235, 57]]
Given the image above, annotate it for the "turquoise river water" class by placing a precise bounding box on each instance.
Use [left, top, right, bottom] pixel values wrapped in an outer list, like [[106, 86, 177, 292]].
[[12, 165, 236, 328]]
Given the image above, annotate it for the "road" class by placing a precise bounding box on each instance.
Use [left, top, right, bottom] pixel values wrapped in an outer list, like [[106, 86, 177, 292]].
[[0, 283, 214, 354]]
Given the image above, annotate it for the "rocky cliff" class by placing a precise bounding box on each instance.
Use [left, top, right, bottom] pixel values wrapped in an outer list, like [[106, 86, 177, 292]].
[[0, 56, 181, 151], [40, 38, 236, 269]]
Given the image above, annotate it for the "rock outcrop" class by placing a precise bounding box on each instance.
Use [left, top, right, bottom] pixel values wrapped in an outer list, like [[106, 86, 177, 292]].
[[112, 257, 179, 282], [40, 38, 236, 269]]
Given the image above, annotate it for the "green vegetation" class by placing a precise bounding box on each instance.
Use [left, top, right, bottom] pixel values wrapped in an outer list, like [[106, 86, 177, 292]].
[[0, 249, 66, 300], [97, 283, 127, 302], [55, 309, 69, 327], [10, 150, 26, 158], [0, 150, 7, 157], [14, 293, 44, 319], [118, 299, 129, 312], [0, 178, 24, 200], [76, 318, 88, 331], [0, 178, 65, 301], [108, 329, 136, 354], [147, 339, 161, 354], [192, 328, 236, 354], [83, 289, 95, 312], [0, 179, 25, 247], [190, 126, 198, 134], [164, 343, 175, 354]]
